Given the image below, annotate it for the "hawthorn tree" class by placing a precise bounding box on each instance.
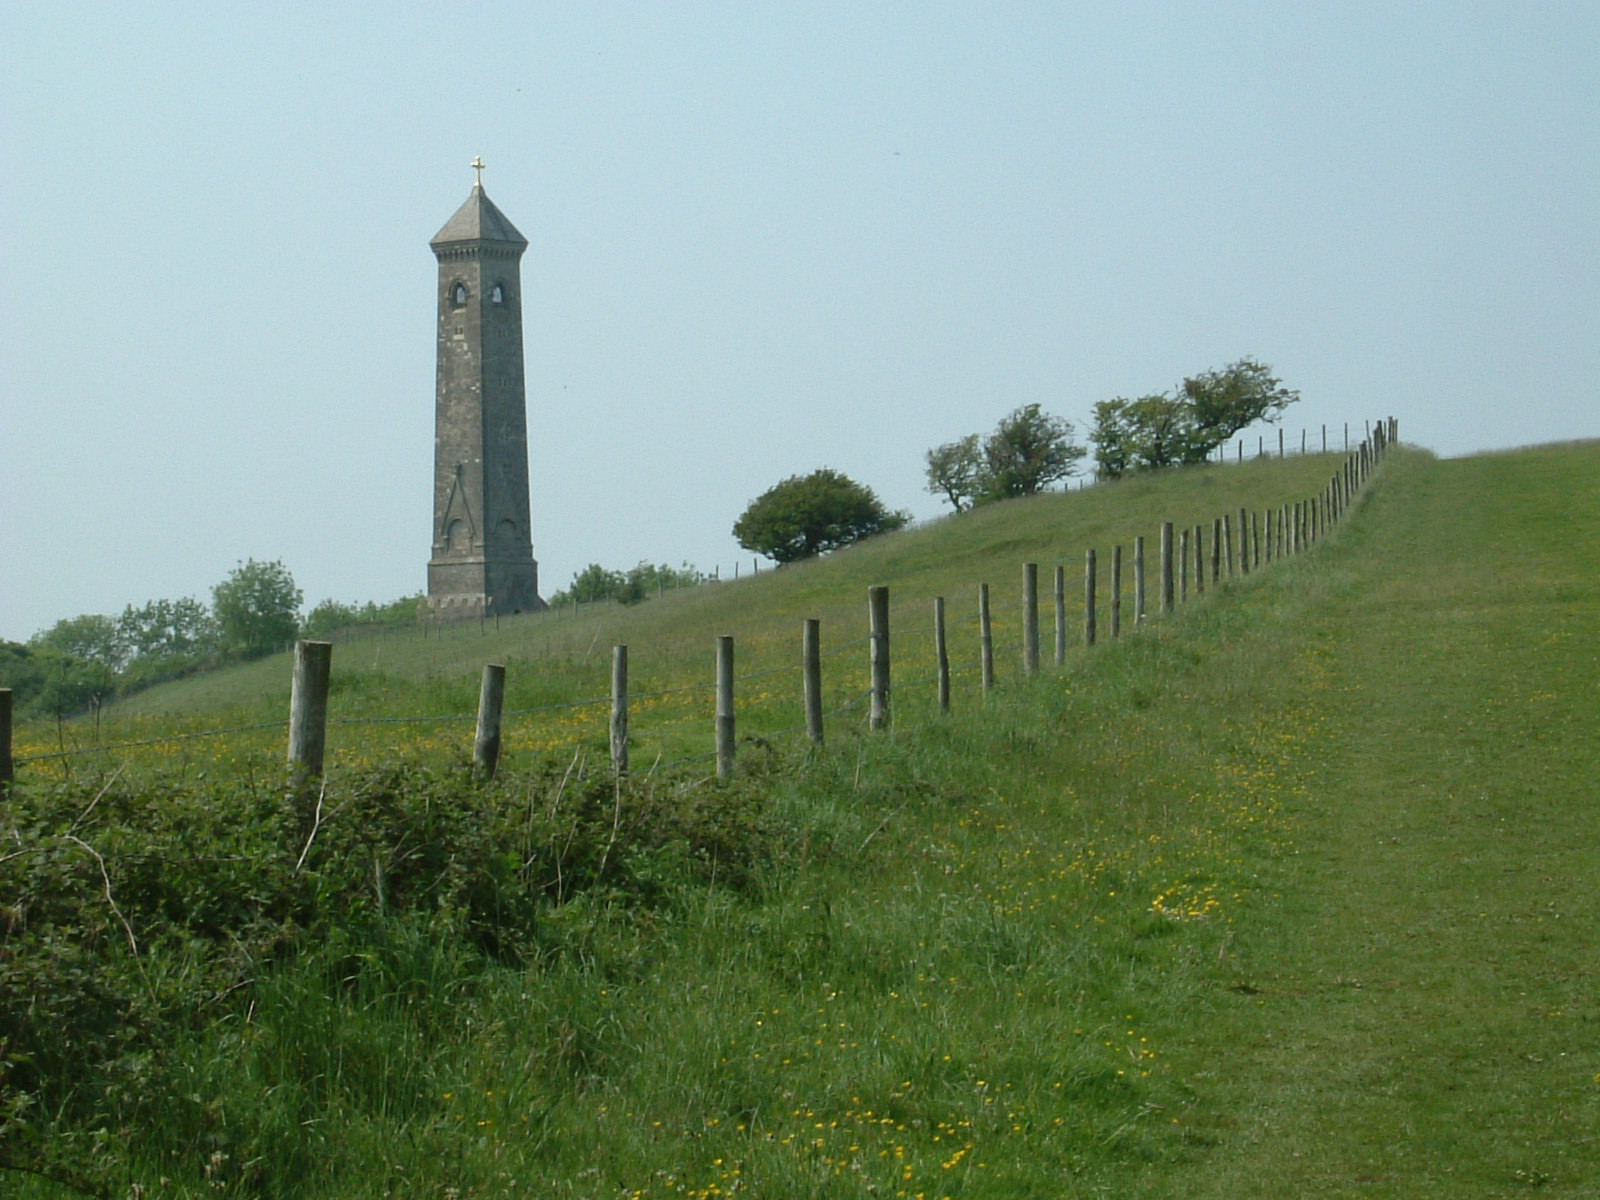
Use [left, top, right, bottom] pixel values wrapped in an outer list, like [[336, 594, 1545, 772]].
[[1091, 358, 1299, 478], [925, 404, 1085, 511], [924, 434, 986, 512], [734, 469, 907, 564], [1090, 394, 1208, 473], [982, 403, 1086, 500], [1181, 357, 1299, 442]]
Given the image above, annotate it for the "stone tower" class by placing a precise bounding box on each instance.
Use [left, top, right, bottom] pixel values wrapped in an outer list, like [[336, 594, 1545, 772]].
[[427, 162, 545, 615]]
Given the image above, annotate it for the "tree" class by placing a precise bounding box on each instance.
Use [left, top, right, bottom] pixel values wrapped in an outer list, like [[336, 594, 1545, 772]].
[[301, 594, 426, 639], [1090, 394, 1210, 476], [30, 612, 129, 672], [981, 404, 1086, 501], [620, 561, 703, 603], [117, 598, 219, 663], [547, 562, 704, 608], [212, 559, 302, 659], [733, 469, 907, 564], [0, 640, 49, 715], [559, 564, 628, 605], [16, 624, 118, 717], [924, 434, 986, 513], [924, 405, 1085, 512], [1090, 358, 1300, 478], [1180, 357, 1299, 445]]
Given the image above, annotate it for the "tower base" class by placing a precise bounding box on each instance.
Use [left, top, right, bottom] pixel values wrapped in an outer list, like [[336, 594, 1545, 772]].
[[428, 556, 546, 618]]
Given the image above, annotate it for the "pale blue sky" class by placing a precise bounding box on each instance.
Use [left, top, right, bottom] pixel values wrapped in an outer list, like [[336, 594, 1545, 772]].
[[3, 2, 1595, 641]]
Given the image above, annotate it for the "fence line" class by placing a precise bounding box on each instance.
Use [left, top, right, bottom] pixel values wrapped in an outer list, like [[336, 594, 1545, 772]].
[[3, 419, 1398, 785]]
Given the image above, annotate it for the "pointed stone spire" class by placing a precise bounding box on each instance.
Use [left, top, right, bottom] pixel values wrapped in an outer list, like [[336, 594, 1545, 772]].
[[430, 159, 527, 249]]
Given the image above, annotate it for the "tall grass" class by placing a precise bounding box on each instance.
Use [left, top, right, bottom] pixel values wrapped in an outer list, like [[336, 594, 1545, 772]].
[[12, 442, 1594, 1197]]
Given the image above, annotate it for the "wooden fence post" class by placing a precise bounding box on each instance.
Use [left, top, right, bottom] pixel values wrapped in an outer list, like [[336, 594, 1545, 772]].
[[1084, 549, 1097, 647], [869, 586, 891, 729], [609, 648, 628, 777], [287, 640, 333, 780], [1160, 523, 1175, 614], [0, 688, 12, 790], [1053, 565, 1067, 666], [1179, 527, 1190, 602], [1264, 508, 1274, 564], [476, 662, 507, 780], [1022, 563, 1040, 675], [803, 618, 824, 745], [979, 583, 995, 693], [1211, 517, 1222, 584], [1135, 535, 1147, 622], [1237, 508, 1249, 575], [1193, 523, 1205, 595], [1252, 510, 1262, 570], [716, 636, 735, 779], [935, 598, 951, 713], [1111, 545, 1123, 638]]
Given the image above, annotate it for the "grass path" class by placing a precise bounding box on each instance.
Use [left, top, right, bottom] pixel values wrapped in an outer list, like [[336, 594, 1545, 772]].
[[1167, 446, 1600, 1197]]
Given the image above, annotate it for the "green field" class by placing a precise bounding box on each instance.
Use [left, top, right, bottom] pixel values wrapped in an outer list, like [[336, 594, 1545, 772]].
[[5, 439, 1598, 1198]]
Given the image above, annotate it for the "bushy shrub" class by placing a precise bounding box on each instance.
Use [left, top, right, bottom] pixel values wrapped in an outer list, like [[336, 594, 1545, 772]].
[[0, 758, 783, 1190]]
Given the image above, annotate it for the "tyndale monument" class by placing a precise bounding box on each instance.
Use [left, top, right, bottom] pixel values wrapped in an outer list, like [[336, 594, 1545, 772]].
[[427, 159, 546, 615]]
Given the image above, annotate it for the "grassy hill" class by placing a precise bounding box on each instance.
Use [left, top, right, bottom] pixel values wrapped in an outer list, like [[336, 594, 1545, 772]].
[[7, 440, 1598, 1198], [35, 450, 1362, 773]]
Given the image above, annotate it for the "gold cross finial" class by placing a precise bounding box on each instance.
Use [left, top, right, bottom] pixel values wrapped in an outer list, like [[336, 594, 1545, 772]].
[[470, 156, 486, 187]]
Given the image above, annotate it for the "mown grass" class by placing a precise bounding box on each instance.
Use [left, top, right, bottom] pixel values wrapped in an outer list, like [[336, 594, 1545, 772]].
[[7, 440, 1596, 1197], [1157, 440, 1600, 1197]]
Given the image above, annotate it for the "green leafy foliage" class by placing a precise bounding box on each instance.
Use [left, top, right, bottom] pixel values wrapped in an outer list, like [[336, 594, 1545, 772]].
[[982, 402, 1087, 499], [3, 638, 116, 718], [1091, 357, 1299, 477], [116, 597, 221, 689], [300, 593, 426, 639], [0, 760, 782, 1191], [212, 559, 302, 659], [29, 613, 128, 672], [925, 404, 1085, 511], [547, 562, 704, 608], [733, 468, 908, 563], [923, 433, 985, 512]]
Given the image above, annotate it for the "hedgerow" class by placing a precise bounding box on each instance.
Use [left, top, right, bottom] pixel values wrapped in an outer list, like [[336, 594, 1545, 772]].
[[0, 755, 784, 1193]]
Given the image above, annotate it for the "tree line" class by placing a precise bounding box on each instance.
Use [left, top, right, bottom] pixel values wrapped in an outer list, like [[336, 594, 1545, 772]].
[[2, 561, 423, 719], [4, 555, 715, 719], [731, 357, 1300, 564]]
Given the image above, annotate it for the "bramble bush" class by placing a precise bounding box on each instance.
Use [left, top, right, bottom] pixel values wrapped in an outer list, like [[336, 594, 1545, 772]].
[[0, 755, 785, 1193]]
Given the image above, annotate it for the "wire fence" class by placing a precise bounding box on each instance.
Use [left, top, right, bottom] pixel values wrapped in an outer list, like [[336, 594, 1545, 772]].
[[0, 420, 1396, 789]]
